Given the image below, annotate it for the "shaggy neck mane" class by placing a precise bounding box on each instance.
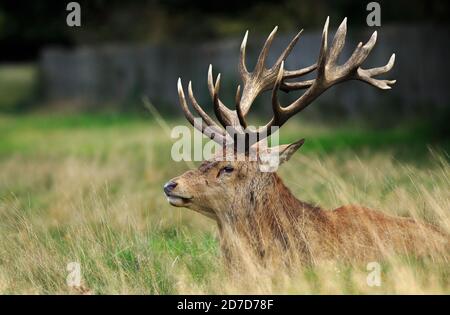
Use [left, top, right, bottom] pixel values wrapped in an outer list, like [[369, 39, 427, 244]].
[[215, 173, 327, 263]]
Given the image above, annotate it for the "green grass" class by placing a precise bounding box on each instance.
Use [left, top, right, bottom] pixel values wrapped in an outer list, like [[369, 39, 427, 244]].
[[0, 64, 37, 112], [0, 113, 448, 294], [0, 113, 447, 159]]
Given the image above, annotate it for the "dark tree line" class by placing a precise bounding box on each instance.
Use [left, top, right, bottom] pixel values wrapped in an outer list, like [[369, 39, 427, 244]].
[[0, 0, 448, 61]]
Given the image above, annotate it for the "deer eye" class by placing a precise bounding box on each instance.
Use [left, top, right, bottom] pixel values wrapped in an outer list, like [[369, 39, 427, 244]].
[[218, 165, 234, 177], [223, 165, 234, 173]]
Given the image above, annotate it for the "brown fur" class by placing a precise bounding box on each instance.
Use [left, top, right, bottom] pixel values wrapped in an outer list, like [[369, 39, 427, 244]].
[[165, 155, 449, 267]]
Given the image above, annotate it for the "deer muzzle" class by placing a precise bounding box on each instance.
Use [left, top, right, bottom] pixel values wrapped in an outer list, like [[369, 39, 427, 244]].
[[163, 180, 193, 207]]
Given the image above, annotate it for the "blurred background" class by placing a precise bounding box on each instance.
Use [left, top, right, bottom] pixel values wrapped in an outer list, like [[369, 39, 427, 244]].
[[0, 0, 449, 125]]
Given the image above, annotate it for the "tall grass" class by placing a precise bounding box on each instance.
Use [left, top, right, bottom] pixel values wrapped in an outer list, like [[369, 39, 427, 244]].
[[0, 114, 448, 294]]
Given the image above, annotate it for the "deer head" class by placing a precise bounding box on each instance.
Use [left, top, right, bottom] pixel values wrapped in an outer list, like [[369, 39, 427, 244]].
[[164, 17, 395, 222], [164, 140, 305, 221]]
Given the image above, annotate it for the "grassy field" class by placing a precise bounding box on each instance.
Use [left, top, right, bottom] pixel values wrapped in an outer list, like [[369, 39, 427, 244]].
[[0, 113, 449, 294]]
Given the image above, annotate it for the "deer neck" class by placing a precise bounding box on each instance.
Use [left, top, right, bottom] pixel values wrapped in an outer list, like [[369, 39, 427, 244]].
[[215, 173, 324, 261]]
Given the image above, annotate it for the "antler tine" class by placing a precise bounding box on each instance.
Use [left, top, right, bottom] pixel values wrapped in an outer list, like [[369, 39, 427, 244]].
[[207, 64, 215, 95], [254, 26, 278, 73], [364, 53, 396, 77], [177, 78, 197, 126], [271, 61, 286, 124], [187, 81, 222, 128], [279, 19, 324, 91], [355, 53, 396, 89], [327, 17, 347, 66], [207, 65, 235, 123], [239, 31, 249, 80], [317, 16, 330, 76], [212, 74, 233, 128], [235, 85, 248, 129], [343, 31, 377, 73], [274, 29, 303, 67], [278, 29, 317, 82], [277, 29, 319, 90], [282, 63, 317, 80], [177, 78, 226, 144], [280, 79, 315, 91]]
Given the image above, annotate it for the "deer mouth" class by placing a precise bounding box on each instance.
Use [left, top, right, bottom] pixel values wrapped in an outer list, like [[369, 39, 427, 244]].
[[165, 193, 193, 207]]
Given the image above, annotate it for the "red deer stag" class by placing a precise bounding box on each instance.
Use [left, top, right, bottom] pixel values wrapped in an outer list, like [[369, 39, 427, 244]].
[[164, 18, 449, 267]]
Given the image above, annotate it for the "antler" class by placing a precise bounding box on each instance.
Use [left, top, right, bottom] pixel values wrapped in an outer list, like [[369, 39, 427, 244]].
[[177, 17, 396, 150], [177, 78, 227, 145], [236, 27, 317, 117]]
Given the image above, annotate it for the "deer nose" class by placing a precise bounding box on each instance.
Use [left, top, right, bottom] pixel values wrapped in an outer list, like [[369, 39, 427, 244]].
[[163, 181, 178, 195]]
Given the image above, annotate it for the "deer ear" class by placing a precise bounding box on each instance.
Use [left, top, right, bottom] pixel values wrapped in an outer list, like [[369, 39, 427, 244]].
[[277, 138, 305, 164], [257, 139, 305, 172]]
